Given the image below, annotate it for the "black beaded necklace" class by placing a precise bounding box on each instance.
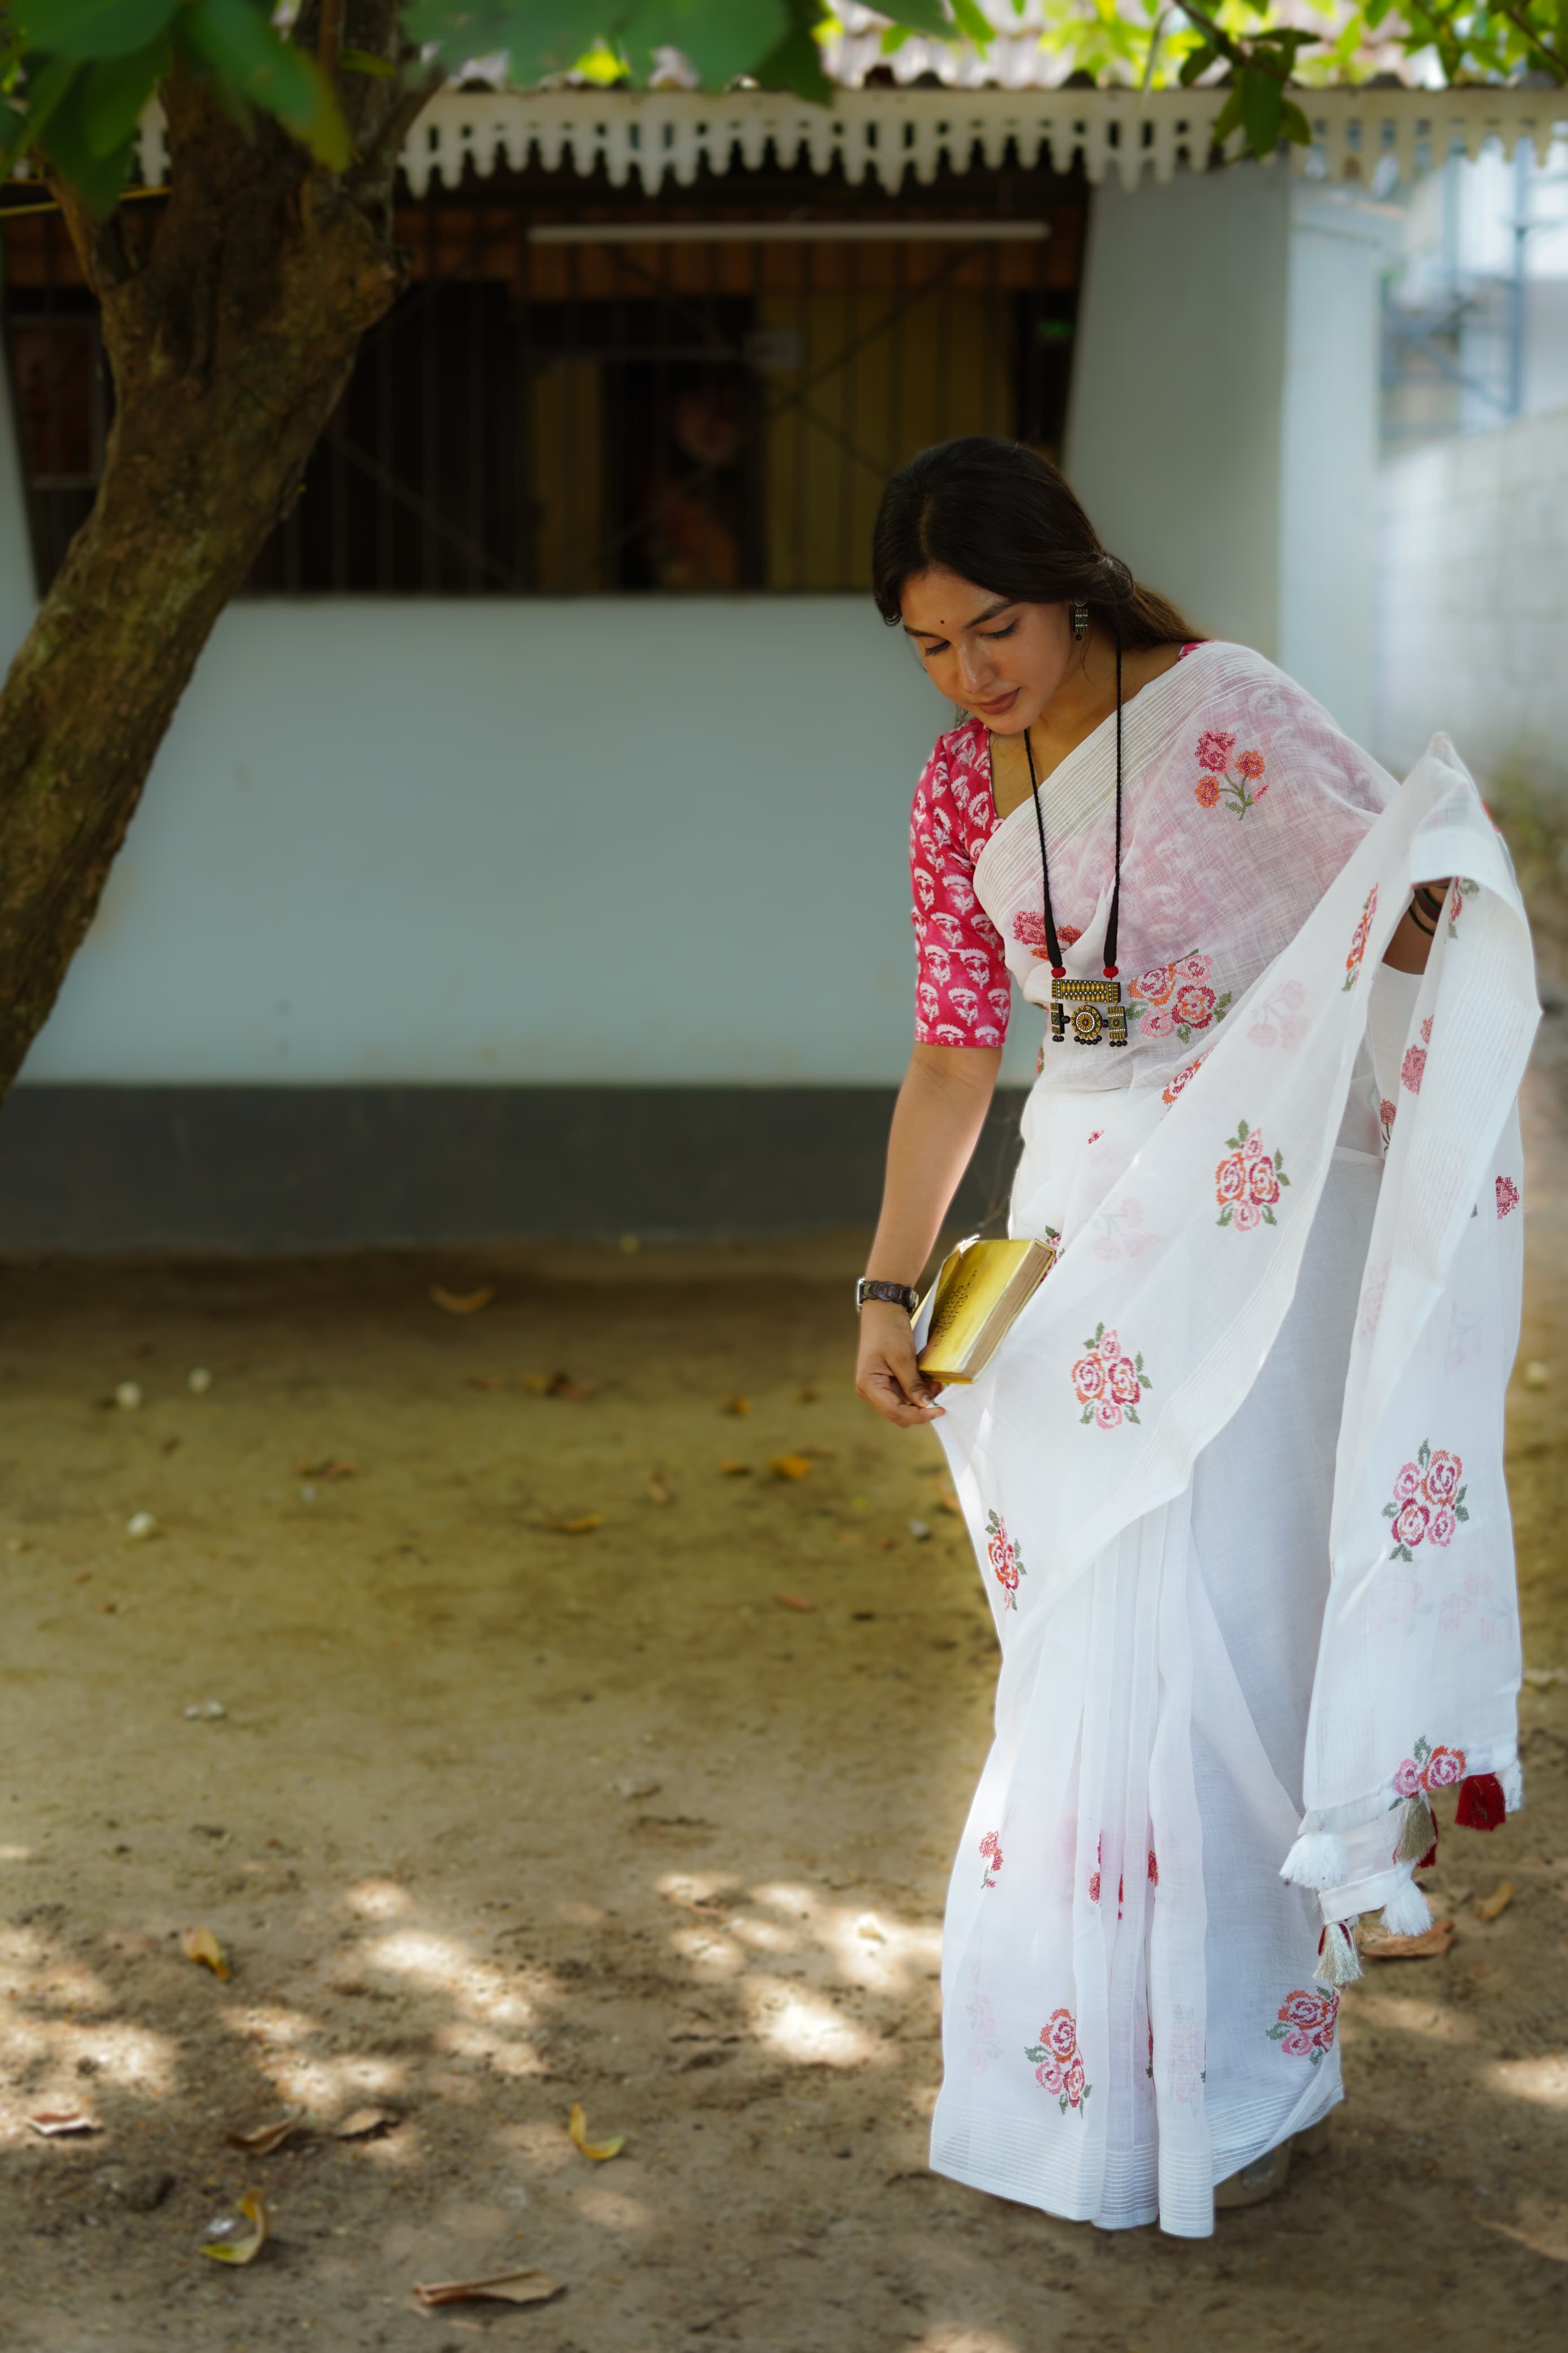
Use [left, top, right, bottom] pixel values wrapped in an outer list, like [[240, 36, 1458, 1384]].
[[1022, 642, 1128, 1048]]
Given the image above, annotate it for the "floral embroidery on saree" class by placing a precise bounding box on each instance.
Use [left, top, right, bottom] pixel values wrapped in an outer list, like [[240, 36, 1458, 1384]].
[[984, 1510, 1025, 1610], [978, 1831, 1003, 1890], [1496, 1174, 1520, 1216], [1382, 1440, 1469, 1561], [1402, 1015, 1434, 1097], [1394, 1735, 1467, 1804], [1194, 728, 1268, 818], [1342, 885, 1378, 990], [1448, 876, 1478, 937], [1161, 1057, 1203, 1107], [1072, 1326, 1150, 1429], [1025, 2008, 1091, 2114], [1215, 1120, 1290, 1230], [1379, 1097, 1397, 1150], [1246, 976, 1308, 1051], [1267, 1988, 1339, 2064], [1126, 955, 1232, 1046]]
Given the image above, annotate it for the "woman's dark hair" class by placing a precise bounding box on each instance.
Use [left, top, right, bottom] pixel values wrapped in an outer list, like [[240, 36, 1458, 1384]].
[[872, 436, 1199, 649]]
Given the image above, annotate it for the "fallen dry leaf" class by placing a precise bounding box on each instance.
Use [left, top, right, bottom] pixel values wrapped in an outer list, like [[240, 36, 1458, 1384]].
[[535, 1514, 604, 1536], [646, 1472, 672, 1505], [568, 2102, 625, 2162], [796, 1386, 820, 1403], [430, 1285, 496, 1316], [523, 1369, 597, 1399], [936, 1481, 964, 1516], [412, 2271, 560, 2309], [295, 1456, 360, 1481], [1523, 1665, 1567, 1688], [1475, 1880, 1515, 1921], [1358, 1917, 1457, 1961], [333, 2105, 402, 2141], [776, 1593, 814, 1613], [770, 1454, 813, 1481], [720, 1460, 752, 1477], [27, 2110, 101, 2137], [226, 2108, 304, 2156], [181, 1924, 232, 1981], [721, 1396, 751, 1416], [201, 2189, 269, 2266]]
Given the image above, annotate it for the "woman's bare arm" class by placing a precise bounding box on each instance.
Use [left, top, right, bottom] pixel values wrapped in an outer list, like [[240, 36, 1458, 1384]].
[[1384, 879, 1452, 973], [856, 1042, 1001, 1428]]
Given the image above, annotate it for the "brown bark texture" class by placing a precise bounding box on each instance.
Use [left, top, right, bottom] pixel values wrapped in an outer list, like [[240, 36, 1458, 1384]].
[[0, 6, 428, 1102]]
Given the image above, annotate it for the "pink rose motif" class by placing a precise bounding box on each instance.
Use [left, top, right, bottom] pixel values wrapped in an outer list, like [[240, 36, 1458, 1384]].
[[1013, 908, 1047, 951], [1062, 2053, 1087, 2108], [1253, 779, 1269, 800], [1231, 1197, 1262, 1231], [1173, 985, 1217, 1029], [1242, 1127, 1268, 1160], [1394, 1757, 1421, 1798], [1278, 1990, 1327, 2031], [1380, 1097, 1397, 1131], [1422, 1450, 1462, 1505], [1235, 748, 1265, 780], [1109, 1358, 1142, 1406], [1249, 1022, 1278, 1048], [1045, 2009, 1077, 2061], [1392, 1500, 1430, 1550], [1195, 774, 1220, 809], [1496, 1174, 1520, 1217], [1096, 1328, 1122, 1363], [1423, 1744, 1465, 1789], [1088, 1872, 1101, 1904], [1429, 1505, 1458, 1547], [1072, 1352, 1107, 1402], [1392, 1463, 1421, 1505], [1401, 1044, 1426, 1094], [1247, 1158, 1282, 1208], [1177, 955, 1211, 985], [1141, 1004, 1175, 1038], [1280, 2027, 1315, 2057], [1133, 964, 1178, 1007], [1215, 1152, 1247, 1204], [1034, 2055, 1064, 2095], [1094, 1397, 1123, 1429], [1196, 729, 1236, 772], [1162, 1058, 1201, 1106]]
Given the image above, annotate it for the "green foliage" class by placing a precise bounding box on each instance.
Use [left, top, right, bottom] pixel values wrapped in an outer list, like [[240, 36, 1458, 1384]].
[[3, 0, 1564, 219]]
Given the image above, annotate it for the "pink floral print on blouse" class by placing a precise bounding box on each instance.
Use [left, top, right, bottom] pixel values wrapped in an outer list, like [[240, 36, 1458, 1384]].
[[909, 722, 1008, 1047]]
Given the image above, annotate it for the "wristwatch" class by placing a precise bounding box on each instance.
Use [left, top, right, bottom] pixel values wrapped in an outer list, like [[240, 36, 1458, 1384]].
[[856, 1278, 920, 1316]]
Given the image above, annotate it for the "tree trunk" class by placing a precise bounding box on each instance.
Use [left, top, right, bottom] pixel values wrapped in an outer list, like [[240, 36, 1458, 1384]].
[[0, 18, 425, 1101]]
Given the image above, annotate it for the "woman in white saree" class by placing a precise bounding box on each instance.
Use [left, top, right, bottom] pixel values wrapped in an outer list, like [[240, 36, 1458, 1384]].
[[854, 438, 1536, 2239]]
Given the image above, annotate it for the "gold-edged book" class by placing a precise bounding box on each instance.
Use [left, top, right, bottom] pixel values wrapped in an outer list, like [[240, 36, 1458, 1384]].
[[916, 1233, 1059, 1385]]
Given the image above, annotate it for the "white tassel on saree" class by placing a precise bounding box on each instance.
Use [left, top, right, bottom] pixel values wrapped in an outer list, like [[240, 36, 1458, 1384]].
[[917, 645, 1536, 2237]]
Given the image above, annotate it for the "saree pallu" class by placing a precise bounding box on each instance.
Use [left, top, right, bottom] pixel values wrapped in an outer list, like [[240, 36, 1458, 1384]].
[[920, 723, 1536, 2238]]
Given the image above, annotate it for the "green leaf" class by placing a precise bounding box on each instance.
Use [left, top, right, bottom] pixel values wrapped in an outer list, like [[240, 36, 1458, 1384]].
[[0, 48, 77, 170], [876, 2, 959, 34], [948, 0, 996, 44], [1238, 67, 1282, 156], [1178, 41, 1216, 84], [80, 37, 167, 159], [339, 46, 396, 78], [1280, 96, 1311, 147], [36, 63, 136, 212], [404, 1, 614, 80], [621, 0, 789, 87], [752, 8, 831, 103], [177, 0, 350, 166], [17, 0, 180, 63], [1211, 89, 1243, 144]]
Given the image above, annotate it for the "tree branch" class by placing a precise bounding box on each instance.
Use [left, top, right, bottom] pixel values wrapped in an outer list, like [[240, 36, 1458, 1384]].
[[42, 170, 136, 298], [1494, 2, 1567, 79], [1169, 2, 1293, 83], [318, 0, 346, 79]]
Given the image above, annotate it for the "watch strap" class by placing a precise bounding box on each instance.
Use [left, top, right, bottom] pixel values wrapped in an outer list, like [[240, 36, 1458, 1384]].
[[856, 1278, 919, 1316]]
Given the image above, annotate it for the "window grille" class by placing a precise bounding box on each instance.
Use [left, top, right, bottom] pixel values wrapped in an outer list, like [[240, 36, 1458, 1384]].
[[3, 154, 1085, 598]]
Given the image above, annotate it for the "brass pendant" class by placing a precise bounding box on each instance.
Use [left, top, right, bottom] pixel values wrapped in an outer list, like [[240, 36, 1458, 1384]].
[[1049, 975, 1128, 1048]]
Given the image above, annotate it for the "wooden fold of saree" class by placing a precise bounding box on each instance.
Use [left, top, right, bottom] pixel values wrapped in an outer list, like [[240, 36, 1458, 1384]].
[[919, 673, 1535, 2238]]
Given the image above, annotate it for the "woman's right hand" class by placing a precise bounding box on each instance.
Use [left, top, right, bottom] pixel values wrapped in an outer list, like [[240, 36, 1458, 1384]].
[[856, 1302, 945, 1427]]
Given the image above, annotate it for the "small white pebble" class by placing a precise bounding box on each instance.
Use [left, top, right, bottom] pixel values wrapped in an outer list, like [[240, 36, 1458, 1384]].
[[908, 1519, 931, 1541], [1521, 1360, 1551, 1390], [115, 1382, 142, 1412], [183, 1704, 201, 1720], [201, 1699, 226, 1720], [126, 1512, 157, 1541], [187, 1368, 213, 1395], [856, 1914, 887, 1942]]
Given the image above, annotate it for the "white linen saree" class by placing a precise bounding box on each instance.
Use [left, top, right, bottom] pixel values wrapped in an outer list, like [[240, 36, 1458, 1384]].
[[915, 642, 1536, 2238]]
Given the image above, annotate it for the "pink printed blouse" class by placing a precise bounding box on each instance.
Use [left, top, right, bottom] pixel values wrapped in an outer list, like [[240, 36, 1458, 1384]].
[[908, 642, 1384, 1057]]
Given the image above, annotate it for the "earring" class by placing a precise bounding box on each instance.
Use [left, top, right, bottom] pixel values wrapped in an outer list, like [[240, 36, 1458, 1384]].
[[1071, 600, 1090, 641]]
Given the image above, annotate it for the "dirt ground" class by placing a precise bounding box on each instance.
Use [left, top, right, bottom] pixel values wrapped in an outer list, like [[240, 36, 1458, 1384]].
[[1, 934, 1565, 2352]]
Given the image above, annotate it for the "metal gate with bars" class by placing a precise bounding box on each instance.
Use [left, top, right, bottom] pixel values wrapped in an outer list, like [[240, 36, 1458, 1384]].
[[3, 154, 1086, 599]]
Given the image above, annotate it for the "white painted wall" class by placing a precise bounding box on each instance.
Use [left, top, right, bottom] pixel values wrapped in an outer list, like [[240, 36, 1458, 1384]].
[[18, 596, 1052, 1087], [1067, 165, 1394, 745], [1375, 400, 1568, 797]]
